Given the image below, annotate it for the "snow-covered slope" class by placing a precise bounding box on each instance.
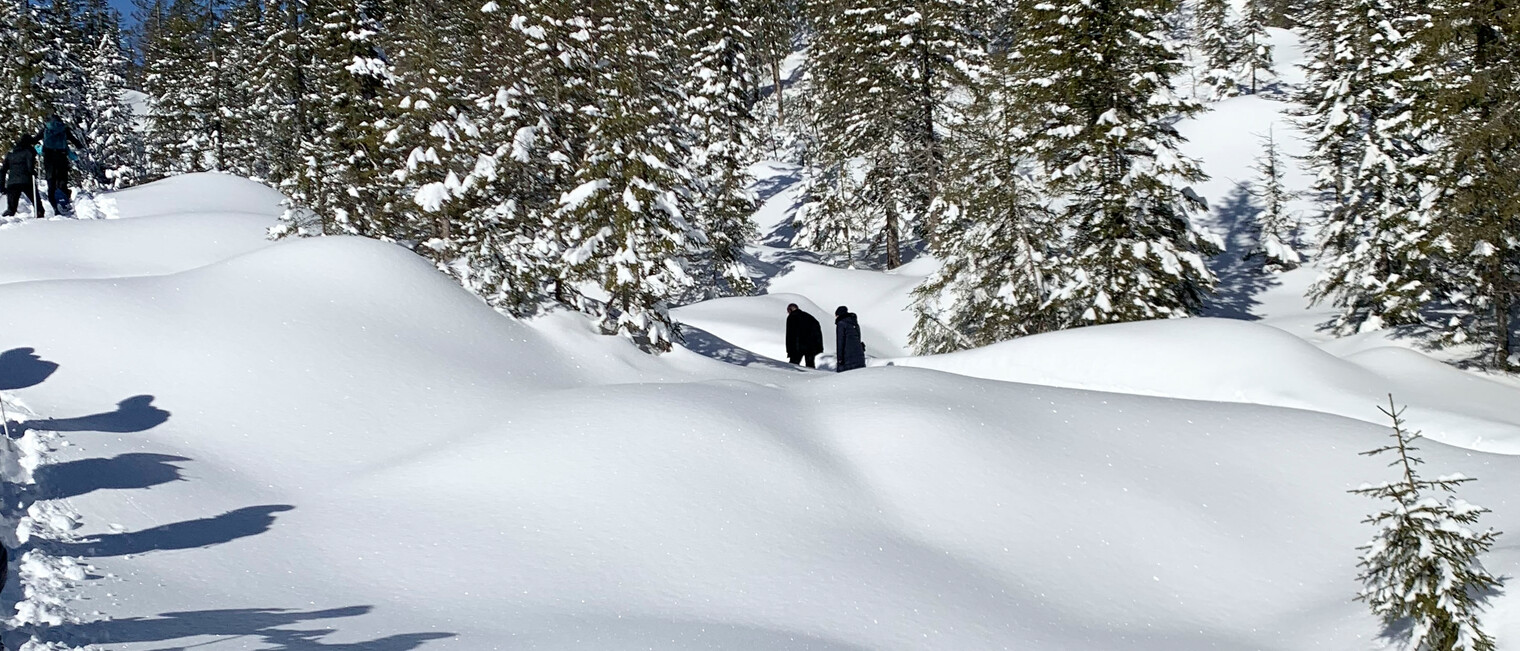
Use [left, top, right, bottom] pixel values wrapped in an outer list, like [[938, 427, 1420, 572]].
[[1, 30, 1518, 651], [2, 169, 1519, 651]]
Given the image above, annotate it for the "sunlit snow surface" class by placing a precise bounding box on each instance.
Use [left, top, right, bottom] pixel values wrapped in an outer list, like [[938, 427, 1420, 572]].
[[1, 33, 1519, 651]]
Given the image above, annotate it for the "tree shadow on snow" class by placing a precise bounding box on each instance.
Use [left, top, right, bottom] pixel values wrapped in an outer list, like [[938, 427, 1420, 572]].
[[0, 347, 59, 391], [677, 324, 809, 373], [1201, 182, 1280, 321], [34, 453, 190, 501], [46, 504, 294, 558], [66, 605, 455, 650], [753, 167, 802, 206], [10, 394, 171, 437]]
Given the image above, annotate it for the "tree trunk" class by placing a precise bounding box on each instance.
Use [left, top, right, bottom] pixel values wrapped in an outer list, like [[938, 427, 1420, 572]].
[[1496, 291, 1511, 368], [773, 58, 784, 120], [885, 206, 901, 269]]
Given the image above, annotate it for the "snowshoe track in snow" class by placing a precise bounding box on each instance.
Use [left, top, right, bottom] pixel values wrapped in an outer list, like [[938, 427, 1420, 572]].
[[0, 390, 104, 651]]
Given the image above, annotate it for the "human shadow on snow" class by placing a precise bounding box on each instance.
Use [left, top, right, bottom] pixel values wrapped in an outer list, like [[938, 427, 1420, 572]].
[[1201, 182, 1281, 321], [66, 605, 456, 650], [0, 347, 59, 391], [677, 324, 809, 372], [45, 504, 294, 558], [35, 453, 190, 501], [10, 394, 171, 437]]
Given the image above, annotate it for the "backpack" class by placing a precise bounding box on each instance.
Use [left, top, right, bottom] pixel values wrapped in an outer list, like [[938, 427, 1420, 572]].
[[41, 120, 68, 150]]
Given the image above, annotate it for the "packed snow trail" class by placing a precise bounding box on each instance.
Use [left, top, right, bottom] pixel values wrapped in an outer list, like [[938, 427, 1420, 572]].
[[0, 373, 105, 651]]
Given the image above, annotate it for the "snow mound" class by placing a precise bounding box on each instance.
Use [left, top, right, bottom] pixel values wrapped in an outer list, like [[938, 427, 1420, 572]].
[[2, 186, 1520, 650], [104, 172, 286, 221], [0, 174, 282, 285], [891, 318, 1520, 452], [0, 212, 274, 284]]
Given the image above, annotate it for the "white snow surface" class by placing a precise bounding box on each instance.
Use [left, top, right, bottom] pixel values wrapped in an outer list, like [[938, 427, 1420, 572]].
[[2, 33, 1519, 651]]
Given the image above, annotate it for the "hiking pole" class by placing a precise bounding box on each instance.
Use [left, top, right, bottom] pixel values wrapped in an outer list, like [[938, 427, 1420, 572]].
[[31, 147, 41, 220]]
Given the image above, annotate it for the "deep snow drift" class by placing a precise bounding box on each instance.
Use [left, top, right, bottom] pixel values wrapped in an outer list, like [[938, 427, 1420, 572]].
[[2, 31, 1520, 651], [1, 174, 1519, 651]]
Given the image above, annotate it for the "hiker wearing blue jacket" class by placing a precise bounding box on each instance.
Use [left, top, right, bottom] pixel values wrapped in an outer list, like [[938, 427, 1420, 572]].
[[34, 114, 83, 214]]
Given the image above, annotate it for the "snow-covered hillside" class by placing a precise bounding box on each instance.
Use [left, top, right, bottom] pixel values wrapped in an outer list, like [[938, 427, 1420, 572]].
[[0, 29, 1518, 651]]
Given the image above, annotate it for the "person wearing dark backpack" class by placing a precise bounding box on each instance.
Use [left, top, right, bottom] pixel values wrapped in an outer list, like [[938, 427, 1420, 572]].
[[34, 114, 83, 216], [834, 306, 867, 372], [0, 137, 38, 218]]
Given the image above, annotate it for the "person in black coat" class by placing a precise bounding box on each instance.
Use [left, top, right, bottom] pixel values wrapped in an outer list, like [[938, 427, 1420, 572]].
[[785, 303, 824, 368], [0, 137, 37, 218], [834, 306, 866, 372]]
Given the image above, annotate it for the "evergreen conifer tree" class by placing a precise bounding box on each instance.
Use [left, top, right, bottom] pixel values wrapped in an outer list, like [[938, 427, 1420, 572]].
[[1304, 0, 1438, 334], [1294, 0, 1354, 207], [276, 0, 395, 237], [1352, 396, 1501, 651], [798, 0, 984, 269], [911, 49, 1060, 354], [552, 0, 701, 350], [138, 0, 211, 177], [1426, 0, 1520, 367], [1196, 0, 1246, 98], [1015, 0, 1218, 327], [682, 0, 758, 297], [0, 0, 51, 145], [244, 0, 302, 185], [38, 0, 89, 119], [81, 30, 142, 188], [1239, 0, 1276, 92], [1249, 128, 1299, 271]]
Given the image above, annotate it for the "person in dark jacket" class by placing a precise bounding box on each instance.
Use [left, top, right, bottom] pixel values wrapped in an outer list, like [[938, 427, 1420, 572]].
[[785, 303, 824, 368], [834, 306, 866, 372], [0, 137, 37, 218], [35, 114, 83, 214]]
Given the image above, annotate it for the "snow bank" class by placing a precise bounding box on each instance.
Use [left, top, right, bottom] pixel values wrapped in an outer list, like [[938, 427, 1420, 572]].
[[104, 172, 285, 221], [1, 212, 1516, 650], [0, 173, 280, 285], [890, 318, 1520, 452]]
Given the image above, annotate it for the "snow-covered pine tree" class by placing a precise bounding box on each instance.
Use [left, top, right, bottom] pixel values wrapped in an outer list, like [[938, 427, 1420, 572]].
[[552, 0, 702, 350], [0, 0, 51, 146], [244, 0, 303, 185], [1014, 0, 1218, 327], [680, 0, 759, 298], [1196, 0, 1246, 98], [38, 0, 90, 121], [383, 0, 485, 252], [439, 0, 599, 316], [81, 30, 142, 189], [798, 0, 985, 269], [1249, 128, 1299, 271], [277, 0, 395, 237], [747, 0, 798, 121], [208, 0, 263, 178], [1425, 0, 1520, 367], [137, 0, 211, 177], [1293, 0, 1353, 207], [1352, 396, 1501, 651], [1304, 0, 1438, 335], [1239, 0, 1276, 92], [911, 51, 1061, 354]]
